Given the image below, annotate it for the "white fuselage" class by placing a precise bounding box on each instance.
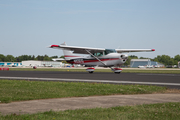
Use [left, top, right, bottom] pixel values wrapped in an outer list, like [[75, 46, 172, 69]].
[[67, 53, 127, 67]]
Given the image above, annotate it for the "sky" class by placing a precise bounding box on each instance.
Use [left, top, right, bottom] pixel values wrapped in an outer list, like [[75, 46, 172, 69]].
[[0, 0, 180, 58]]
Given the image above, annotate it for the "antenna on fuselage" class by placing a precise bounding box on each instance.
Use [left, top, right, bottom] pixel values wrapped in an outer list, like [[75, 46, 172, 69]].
[[61, 42, 66, 46]]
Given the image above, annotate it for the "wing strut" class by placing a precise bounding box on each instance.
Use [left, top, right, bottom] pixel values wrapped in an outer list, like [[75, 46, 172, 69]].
[[85, 49, 122, 74], [85, 49, 107, 66]]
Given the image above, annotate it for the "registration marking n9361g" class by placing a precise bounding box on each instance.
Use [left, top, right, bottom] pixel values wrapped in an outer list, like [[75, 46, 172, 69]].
[[74, 59, 84, 64]]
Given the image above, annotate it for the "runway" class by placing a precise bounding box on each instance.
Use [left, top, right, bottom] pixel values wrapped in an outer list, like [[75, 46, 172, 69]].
[[0, 71, 180, 89]]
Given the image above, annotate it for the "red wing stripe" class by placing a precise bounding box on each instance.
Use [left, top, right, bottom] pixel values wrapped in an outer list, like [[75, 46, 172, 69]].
[[51, 45, 59, 47]]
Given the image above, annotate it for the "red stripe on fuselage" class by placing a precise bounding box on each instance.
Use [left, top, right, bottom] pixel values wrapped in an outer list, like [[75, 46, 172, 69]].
[[68, 58, 119, 64], [83, 58, 119, 63], [64, 55, 81, 57]]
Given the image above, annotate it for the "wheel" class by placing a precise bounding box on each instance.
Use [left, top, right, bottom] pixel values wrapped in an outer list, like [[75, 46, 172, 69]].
[[89, 71, 94, 73], [115, 72, 121, 74]]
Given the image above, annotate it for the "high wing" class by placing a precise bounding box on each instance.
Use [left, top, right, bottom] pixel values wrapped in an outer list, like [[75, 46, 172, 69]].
[[115, 49, 155, 53], [50, 43, 155, 54], [50, 44, 105, 54]]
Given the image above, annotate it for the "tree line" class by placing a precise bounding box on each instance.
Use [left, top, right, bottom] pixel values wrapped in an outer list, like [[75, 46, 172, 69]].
[[153, 55, 180, 66], [0, 54, 180, 66], [0, 54, 60, 62], [123, 54, 180, 66]]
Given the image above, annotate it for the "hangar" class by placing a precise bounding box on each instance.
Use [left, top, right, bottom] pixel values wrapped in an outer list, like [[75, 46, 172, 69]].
[[0, 62, 22, 67], [130, 59, 164, 68], [22, 60, 63, 67]]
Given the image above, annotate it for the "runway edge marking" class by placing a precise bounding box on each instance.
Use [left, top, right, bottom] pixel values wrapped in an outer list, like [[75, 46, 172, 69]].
[[0, 76, 180, 86]]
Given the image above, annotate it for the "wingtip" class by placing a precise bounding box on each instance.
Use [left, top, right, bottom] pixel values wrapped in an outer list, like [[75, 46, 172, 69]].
[[152, 49, 155, 51], [49, 45, 60, 48]]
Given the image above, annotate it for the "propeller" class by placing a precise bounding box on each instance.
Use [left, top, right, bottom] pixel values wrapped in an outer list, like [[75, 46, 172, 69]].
[[121, 54, 128, 59]]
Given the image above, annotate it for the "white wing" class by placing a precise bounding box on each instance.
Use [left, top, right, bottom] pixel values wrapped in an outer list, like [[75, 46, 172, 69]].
[[115, 49, 155, 53], [50, 43, 155, 54], [50, 44, 105, 54]]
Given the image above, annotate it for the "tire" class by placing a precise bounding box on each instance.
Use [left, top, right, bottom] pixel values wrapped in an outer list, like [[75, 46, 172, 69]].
[[115, 72, 121, 74]]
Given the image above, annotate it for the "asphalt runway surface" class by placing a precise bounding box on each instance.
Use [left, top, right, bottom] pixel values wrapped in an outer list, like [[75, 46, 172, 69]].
[[0, 71, 180, 89]]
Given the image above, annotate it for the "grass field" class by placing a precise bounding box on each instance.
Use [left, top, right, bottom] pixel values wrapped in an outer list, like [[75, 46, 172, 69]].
[[1, 102, 180, 120], [0, 80, 167, 103], [0, 80, 179, 119], [9, 67, 180, 74]]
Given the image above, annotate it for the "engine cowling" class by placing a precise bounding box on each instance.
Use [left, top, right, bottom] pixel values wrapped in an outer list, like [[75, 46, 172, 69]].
[[120, 54, 128, 59]]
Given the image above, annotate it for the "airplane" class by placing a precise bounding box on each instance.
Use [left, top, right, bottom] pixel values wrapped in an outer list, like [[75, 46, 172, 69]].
[[49, 43, 155, 74]]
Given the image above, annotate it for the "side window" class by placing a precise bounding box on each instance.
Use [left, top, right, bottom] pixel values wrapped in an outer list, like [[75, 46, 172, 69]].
[[92, 52, 103, 57], [96, 52, 103, 56]]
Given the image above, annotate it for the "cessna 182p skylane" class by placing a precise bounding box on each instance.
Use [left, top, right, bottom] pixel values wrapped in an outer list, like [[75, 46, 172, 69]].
[[50, 43, 155, 74]]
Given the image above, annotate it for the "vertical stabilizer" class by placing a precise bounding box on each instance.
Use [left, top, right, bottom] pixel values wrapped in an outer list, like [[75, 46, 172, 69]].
[[61, 43, 81, 60]]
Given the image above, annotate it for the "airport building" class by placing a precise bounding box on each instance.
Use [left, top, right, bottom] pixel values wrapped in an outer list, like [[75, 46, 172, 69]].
[[130, 59, 164, 68], [0, 62, 22, 67], [22, 60, 63, 67]]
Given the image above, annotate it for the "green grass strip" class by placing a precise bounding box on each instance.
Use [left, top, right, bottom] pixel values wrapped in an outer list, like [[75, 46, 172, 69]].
[[0, 80, 166, 103], [1, 102, 180, 120], [9, 68, 180, 74]]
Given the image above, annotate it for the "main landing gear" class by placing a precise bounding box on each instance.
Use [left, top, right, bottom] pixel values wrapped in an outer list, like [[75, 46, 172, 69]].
[[86, 67, 122, 74], [86, 67, 95, 73], [84, 49, 122, 74]]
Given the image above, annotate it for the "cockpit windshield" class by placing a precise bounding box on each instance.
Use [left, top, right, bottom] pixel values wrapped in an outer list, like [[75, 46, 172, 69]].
[[91, 49, 116, 57], [104, 49, 116, 55]]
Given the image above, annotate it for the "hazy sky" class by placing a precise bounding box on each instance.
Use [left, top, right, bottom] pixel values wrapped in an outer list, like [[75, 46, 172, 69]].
[[0, 0, 180, 58]]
